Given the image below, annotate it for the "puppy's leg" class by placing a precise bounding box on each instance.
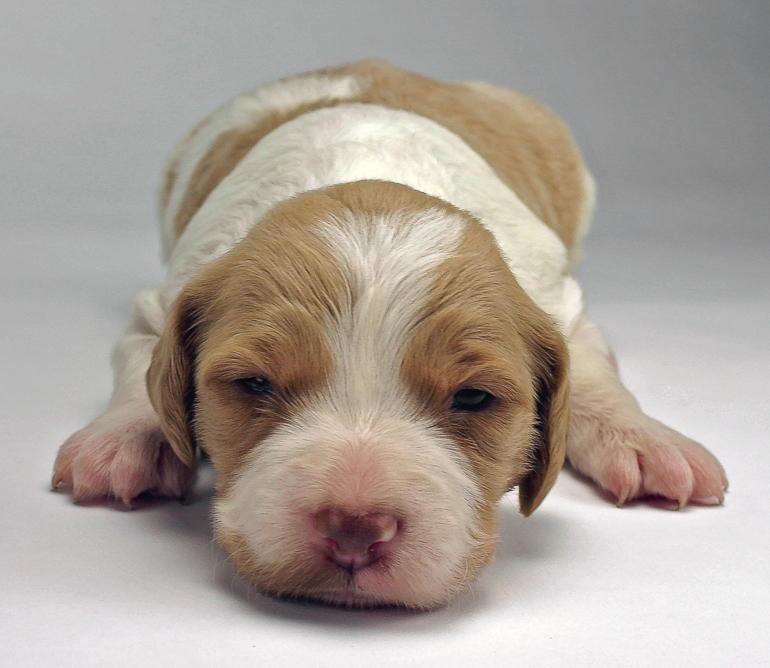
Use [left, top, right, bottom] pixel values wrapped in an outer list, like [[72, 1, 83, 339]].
[[567, 316, 727, 507], [52, 289, 193, 506]]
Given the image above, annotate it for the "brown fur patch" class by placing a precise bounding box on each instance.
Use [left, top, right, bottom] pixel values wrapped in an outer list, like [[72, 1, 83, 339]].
[[340, 59, 588, 251], [152, 181, 474, 492], [169, 60, 589, 251], [149, 189, 355, 489], [401, 216, 571, 518], [159, 114, 216, 223]]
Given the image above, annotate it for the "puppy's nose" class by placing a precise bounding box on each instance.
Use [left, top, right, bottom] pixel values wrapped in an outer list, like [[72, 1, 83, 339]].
[[312, 507, 399, 572]]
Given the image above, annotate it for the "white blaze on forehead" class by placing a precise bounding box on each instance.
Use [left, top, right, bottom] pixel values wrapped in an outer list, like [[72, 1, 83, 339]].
[[314, 208, 465, 417]]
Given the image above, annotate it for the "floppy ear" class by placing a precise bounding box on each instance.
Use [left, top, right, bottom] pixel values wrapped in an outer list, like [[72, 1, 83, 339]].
[[146, 286, 209, 469], [518, 321, 571, 516]]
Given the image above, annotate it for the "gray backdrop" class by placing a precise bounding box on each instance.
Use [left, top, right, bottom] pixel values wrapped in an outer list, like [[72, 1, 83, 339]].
[[2, 2, 768, 666], [3, 0, 768, 297], [4, 0, 768, 234]]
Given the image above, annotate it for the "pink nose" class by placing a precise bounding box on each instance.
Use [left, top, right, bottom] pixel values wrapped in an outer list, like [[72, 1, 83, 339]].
[[312, 508, 399, 573]]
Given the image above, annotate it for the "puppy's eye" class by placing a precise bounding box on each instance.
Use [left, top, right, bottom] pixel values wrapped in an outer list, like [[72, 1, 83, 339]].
[[451, 388, 494, 412], [236, 376, 275, 396]]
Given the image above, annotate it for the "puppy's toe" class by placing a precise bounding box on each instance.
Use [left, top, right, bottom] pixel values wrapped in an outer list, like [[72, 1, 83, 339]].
[[653, 425, 728, 505], [51, 434, 78, 490], [598, 446, 642, 506], [636, 439, 695, 508]]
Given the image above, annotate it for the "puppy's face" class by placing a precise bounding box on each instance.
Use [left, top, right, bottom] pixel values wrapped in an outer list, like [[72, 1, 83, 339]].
[[148, 182, 569, 609]]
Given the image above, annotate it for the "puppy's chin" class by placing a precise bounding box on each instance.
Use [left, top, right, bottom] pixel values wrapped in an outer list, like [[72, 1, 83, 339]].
[[211, 409, 497, 611]]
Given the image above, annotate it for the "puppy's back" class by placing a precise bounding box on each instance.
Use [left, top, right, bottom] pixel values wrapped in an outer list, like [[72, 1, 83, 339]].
[[161, 59, 592, 261]]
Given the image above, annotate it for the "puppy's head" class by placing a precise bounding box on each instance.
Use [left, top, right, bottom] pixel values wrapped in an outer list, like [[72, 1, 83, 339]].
[[148, 181, 569, 609]]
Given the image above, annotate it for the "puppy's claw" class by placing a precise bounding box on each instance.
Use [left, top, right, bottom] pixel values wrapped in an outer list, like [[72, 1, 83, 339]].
[[692, 495, 723, 506], [119, 495, 136, 510]]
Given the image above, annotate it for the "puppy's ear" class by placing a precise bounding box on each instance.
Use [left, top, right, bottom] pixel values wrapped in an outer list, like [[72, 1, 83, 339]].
[[146, 284, 210, 468], [518, 320, 570, 516]]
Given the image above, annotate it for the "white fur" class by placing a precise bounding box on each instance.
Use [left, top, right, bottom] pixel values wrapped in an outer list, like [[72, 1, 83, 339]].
[[216, 410, 483, 607], [314, 208, 465, 414]]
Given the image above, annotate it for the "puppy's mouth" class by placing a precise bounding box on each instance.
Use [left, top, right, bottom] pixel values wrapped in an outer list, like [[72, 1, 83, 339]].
[[291, 526, 418, 609], [321, 551, 391, 579]]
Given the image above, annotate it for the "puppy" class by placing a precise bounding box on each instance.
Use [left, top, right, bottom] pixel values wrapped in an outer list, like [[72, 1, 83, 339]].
[[53, 60, 727, 609]]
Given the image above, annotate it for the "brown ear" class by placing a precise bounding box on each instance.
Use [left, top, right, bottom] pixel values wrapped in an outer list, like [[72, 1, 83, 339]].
[[518, 321, 571, 516], [146, 286, 208, 468]]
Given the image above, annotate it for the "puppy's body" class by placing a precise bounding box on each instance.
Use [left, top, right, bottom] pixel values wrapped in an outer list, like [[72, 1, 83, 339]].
[[53, 61, 727, 609]]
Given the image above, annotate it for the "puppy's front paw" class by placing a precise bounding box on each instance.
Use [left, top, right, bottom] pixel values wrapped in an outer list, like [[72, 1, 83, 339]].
[[568, 413, 728, 508], [52, 406, 194, 507]]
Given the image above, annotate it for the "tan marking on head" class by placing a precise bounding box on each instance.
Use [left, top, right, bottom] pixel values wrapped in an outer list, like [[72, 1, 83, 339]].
[[149, 188, 358, 489], [152, 180, 470, 490]]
